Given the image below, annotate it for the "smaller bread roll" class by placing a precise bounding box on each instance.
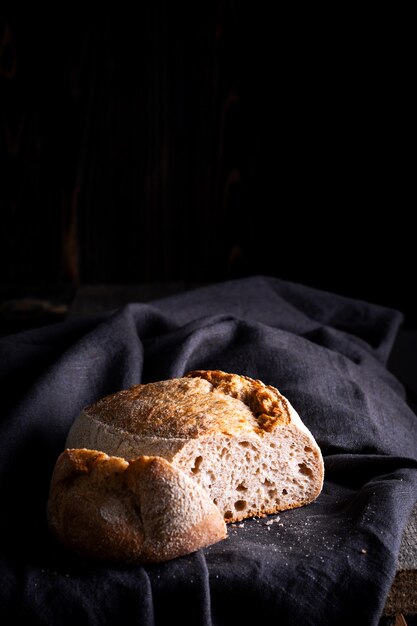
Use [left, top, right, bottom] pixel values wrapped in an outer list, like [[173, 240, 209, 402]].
[[47, 449, 227, 563]]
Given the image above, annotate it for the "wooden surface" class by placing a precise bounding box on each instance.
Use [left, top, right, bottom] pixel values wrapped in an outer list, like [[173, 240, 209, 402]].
[[385, 504, 417, 616], [68, 282, 207, 318]]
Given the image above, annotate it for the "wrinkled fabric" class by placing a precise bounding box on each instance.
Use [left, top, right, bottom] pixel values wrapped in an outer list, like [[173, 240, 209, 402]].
[[0, 275, 416, 626]]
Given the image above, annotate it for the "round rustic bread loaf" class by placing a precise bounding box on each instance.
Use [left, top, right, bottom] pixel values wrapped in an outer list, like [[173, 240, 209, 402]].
[[66, 370, 324, 523], [47, 449, 227, 563]]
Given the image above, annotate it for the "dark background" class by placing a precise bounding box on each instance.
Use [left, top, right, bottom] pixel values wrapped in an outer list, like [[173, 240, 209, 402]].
[[0, 3, 414, 332]]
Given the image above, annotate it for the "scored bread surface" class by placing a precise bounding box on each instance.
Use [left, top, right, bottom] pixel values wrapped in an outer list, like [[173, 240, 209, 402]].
[[66, 370, 324, 523]]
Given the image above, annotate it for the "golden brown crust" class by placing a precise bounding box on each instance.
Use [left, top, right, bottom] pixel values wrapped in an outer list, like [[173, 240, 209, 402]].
[[186, 370, 290, 431], [47, 449, 227, 564], [84, 370, 290, 441]]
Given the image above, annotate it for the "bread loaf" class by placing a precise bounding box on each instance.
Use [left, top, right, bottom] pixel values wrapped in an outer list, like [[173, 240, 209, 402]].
[[66, 370, 324, 523], [47, 449, 227, 563]]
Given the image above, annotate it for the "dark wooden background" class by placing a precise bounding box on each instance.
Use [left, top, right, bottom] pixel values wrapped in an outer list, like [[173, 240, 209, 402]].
[[0, 3, 414, 327]]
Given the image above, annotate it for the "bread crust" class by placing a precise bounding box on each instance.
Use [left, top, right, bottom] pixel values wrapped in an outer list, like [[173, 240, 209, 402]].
[[47, 449, 227, 563]]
